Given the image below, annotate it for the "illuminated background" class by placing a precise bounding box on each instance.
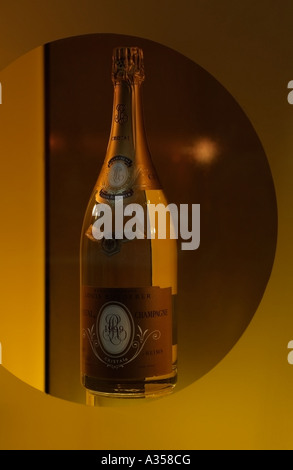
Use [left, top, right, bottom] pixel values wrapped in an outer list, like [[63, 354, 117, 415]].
[[0, 0, 293, 450], [45, 34, 277, 403]]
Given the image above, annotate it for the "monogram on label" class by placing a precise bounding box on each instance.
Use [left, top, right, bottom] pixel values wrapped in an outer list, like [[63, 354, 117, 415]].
[[83, 301, 162, 369], [115, 103, 128, 124], [108, 162, 129, 188], [99, 303, 133, 357]]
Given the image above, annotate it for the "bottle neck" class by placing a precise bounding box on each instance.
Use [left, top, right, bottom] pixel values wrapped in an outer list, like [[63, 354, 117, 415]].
[[106, 79, 148, 161], [96, 77, 160, 201]]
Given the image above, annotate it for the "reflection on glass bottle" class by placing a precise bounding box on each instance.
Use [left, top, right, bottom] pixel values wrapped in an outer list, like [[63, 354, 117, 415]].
[[80, 46, 177, 399]]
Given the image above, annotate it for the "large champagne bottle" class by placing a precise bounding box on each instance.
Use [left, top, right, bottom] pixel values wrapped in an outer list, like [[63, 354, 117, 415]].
[[80, 46, 177, 399]]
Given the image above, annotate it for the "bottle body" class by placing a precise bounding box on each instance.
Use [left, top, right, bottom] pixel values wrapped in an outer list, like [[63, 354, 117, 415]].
[[80, 47, 177, 398]]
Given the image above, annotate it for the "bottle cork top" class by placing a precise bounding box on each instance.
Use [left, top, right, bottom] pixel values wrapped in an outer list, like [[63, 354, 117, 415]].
[[112, 46, 145, 83]]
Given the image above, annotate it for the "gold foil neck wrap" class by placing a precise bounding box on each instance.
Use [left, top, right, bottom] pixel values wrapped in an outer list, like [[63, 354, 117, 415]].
[[112, 46, 145, 83]]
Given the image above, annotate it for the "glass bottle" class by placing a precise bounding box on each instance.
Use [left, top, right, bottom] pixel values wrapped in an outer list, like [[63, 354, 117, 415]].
[[80, 46, 177, 399]]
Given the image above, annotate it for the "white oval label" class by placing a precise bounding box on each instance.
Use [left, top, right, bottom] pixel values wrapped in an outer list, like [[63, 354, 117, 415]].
[[97, 302, 134, 357], [108, 161, 129, 188]]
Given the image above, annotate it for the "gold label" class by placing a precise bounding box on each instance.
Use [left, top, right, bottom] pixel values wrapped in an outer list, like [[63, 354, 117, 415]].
[[81, 286, 173, 380]]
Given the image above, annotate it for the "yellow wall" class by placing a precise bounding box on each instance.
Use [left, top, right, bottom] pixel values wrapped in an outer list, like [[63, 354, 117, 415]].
[[0, 47, 44, 391], [0, 0, 293, 451]]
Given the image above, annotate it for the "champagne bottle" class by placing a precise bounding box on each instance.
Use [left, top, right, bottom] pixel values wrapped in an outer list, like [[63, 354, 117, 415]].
[[80, 46, 177, 399]]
